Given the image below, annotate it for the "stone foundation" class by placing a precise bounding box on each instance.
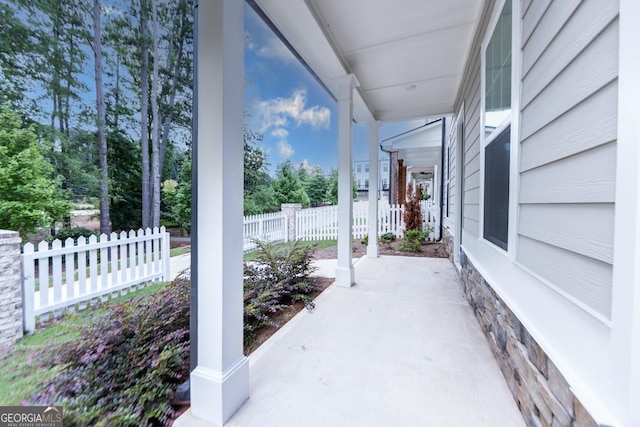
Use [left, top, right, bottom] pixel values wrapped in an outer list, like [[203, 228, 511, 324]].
[[442, 227, 454, 263], [0, 230, 23, 348], [459, 251, 599, 427]]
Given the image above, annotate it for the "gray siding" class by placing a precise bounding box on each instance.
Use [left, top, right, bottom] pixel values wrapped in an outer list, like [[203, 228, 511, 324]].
[[456, 0, 492, 239], [518, 0, 619, 318]]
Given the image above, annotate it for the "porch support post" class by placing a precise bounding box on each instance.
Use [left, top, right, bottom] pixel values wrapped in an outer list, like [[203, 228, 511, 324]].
[[390, 151, 399, 204], [367, 121, 381, 257], [190, 0, 249, 425], [333, 74, 358, 287]]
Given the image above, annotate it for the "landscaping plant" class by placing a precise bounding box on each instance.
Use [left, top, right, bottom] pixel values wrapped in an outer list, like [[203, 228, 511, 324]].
[[399, 229, 425, 253], [380, 232, 396, 244], [243, 239, 319, 347], [29, 276, 190, 426]]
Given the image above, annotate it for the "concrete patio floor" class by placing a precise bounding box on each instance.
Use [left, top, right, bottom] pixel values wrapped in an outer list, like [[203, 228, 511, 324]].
[[178, 255, 525, 427]]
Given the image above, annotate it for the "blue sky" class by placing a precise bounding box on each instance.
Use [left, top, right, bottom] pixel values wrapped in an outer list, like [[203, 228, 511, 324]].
[[243, 4, 426, 176]]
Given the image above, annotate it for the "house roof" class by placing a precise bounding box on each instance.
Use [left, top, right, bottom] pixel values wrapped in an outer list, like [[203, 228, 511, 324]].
[[249, 0, 483, 123], [381, 119, 443, 174]]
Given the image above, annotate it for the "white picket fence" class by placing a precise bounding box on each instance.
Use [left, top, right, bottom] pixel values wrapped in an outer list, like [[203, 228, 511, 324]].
[[297, 200, 440, 241], [243, 211, 287, 252], [22, 227, 170, 332]]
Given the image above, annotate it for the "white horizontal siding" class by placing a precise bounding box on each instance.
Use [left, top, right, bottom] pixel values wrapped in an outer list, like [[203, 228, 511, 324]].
[[519, 203, 614, 264], [521, 20, 619, 139], [519, 142, 616, 204], [518, 0, 619, 319], [522, 0, 582, 74], [517, 236, 613, 318], [520, 81, 618, 172], [521, 0, 619, 108]]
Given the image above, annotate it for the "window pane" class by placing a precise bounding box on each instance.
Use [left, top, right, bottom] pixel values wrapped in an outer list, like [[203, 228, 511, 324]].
[[483, 125, 510, 250], [484, 0, 512, 137]]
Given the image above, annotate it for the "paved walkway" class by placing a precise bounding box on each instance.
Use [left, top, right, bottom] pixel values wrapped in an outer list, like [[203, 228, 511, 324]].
[[177, 255, 525, 427]]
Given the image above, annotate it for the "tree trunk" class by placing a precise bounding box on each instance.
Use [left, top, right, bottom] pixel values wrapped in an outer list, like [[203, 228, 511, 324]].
[[150, 0, 161, 228], [93, 0, 110, 234], [140, 0, 151, 229]]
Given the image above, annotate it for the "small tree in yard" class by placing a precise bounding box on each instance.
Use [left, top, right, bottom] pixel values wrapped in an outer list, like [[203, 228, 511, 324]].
[[400, 182, 425, 252], [404, 182, 423, 232]]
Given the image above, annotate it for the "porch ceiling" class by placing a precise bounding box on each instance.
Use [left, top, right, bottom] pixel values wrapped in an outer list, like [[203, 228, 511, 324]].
[[251, 0, 483, 122]]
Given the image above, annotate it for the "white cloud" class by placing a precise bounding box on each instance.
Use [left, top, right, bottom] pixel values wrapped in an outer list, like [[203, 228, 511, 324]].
[[271, 128, 289, 139], [257, 36, 295, 63], [278, 141, 294, 158], [256, 89, 331, 133]]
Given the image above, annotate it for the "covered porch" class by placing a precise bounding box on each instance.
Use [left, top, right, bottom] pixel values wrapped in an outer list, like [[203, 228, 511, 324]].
[[177, 256, 524, 426]]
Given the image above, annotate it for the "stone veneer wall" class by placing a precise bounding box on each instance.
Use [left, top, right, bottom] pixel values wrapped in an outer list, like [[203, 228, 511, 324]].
[[442, 227, 454, 263], [0, 230, 23, 348], [459, 251, 600, 427]]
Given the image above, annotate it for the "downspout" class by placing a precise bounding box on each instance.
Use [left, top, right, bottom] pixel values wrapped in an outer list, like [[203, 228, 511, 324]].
[[438, 117, 445, 241]]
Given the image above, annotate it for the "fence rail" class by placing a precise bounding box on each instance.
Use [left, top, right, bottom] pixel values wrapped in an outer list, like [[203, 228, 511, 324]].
[[296, 200, 439, 241], [22, 226, 170, 332], [243, 211, 287, 252]]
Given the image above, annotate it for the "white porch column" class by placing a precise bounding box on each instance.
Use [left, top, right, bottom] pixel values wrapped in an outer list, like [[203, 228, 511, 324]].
[[367, 121, 381, 257], [333, 74, 359, 287], [190, 0, 249, 425]]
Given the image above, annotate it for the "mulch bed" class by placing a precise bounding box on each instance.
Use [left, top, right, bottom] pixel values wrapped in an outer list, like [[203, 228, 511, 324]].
[[243, 276, 334, 355], [312, 239, 449, 260]]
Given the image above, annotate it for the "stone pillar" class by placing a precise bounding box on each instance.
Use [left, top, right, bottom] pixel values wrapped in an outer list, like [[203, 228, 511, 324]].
[[188, 0, 249, 425], [367, 121, 381, 258], [333, 74, 358, 287], [390, 151, 398, 204], [0, 230, 22, 348], [281, 203, 302, 242]]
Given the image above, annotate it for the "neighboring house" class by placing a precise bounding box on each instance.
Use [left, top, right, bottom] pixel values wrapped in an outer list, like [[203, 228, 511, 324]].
[[354, 159, 390, 201], [190, 1, 639, 426], [381, 119, 443, 205]]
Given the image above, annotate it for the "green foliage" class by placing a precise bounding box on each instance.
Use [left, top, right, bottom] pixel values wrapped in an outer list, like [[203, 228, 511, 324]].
[[53, 227, 95, 242], [399, 229, 425, 253], [172, 151, 192, 232], [243, 240, 319, 346], [108, 131, 142, 231], [325, 168, 357, 205], [0, 106, 71, 236], [30, 277, 190, 426], [273, 160, 310, 208], [361, 235, 368, 245], [244, 184, 279, 215], [380, 232, 396, 244], [244, 123, 269, 196], [304, 166, 328, 207], [403, 182, 423, 232]]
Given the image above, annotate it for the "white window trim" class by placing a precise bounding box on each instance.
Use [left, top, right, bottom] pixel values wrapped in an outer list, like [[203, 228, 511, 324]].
[[478, 0, 521, 260]]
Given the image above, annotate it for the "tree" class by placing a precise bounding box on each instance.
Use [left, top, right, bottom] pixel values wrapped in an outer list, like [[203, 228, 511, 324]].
[[92, 0, 110, 234], [325, 168, 358, 205], [172, 151, 191, 232], [0, 106, 71, 236], [404, 182, 423, 232], [304, 166, 328, 207], [272, 160, 310, 208]]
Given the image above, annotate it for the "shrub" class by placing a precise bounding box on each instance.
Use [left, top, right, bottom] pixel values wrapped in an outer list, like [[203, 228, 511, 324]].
[[361, 235, 368, 245], [243, 240, 319, 345], [29, 276, 190, 426], [399, 229, 425, 253], [380, 232, 396, 244], [53, 226, 95, 242]]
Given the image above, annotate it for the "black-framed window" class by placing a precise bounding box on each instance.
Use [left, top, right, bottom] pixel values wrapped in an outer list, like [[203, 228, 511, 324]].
[[483, 125, 510, 250]]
